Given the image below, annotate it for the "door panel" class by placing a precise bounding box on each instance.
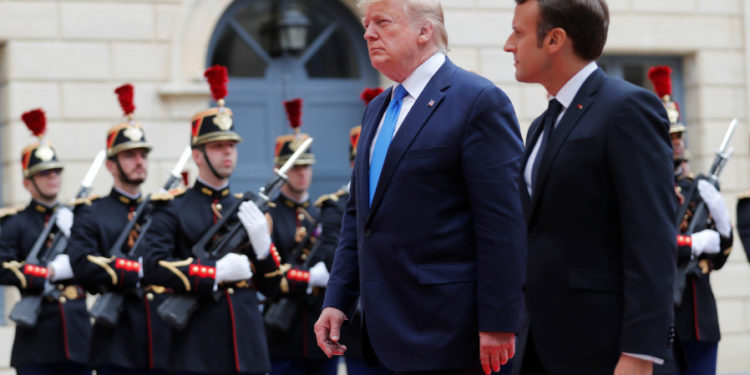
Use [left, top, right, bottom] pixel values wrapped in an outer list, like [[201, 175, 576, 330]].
[[208, 0, 378, 199]]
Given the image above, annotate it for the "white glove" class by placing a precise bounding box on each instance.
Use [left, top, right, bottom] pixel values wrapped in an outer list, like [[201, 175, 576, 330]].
[[48, 254, 74, 282], [697, 180, 731, 237], [307, 261, 330, 294], [56, 207, 73, 237], [215, 253, 252, 284], [238, 201, 271, 260], [691, 229, 721, 257]]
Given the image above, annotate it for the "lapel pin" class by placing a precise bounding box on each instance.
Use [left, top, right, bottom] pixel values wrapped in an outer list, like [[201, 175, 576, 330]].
[[427, 99, 435, 107], [577, 104, 583, 110]]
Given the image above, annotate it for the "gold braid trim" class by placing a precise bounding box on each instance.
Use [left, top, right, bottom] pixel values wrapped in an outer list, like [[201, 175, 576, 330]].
[[144, 285, 167, 294], [264, 263, 291, 279], [2, 261, 27, 288], [158, 258, 194, 292], [86, 255, 118, 285], [297, 207, 315, 224]]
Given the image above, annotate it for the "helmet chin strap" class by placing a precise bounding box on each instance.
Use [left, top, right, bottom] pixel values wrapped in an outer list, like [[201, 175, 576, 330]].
[[30, 175, 57, 202], [200, 146, 227, 181], [113, 157, 143, 186]]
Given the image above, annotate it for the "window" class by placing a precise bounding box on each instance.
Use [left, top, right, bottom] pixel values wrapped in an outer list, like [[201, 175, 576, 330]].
[[598, 55, 685, 118], [209, 0, 361, 79]]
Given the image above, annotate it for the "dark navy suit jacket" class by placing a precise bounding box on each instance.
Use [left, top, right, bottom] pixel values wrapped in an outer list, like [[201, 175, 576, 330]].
[[520, 68, 677, 373], [324, 58, 526, 372]]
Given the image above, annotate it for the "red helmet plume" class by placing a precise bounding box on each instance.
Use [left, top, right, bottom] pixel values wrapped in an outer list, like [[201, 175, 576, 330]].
[[204, 65, 229, 102], [283, 98, 303, 131], [647, 66, 673, 98], [114, 84, 136, 116], [21, 109, 46, 138], [360, 87, 384, 106]]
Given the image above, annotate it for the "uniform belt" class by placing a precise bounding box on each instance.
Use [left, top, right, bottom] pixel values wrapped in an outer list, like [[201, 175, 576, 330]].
[[46, 285, 85, 302], [218, 279, 252, 291]]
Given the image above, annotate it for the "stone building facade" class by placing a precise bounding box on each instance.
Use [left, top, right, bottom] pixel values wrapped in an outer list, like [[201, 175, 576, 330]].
[[0, 0, 748, 373]]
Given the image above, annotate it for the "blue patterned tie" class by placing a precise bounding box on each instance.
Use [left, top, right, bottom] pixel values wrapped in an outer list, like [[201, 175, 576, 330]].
[[369, 84, 408, 205]]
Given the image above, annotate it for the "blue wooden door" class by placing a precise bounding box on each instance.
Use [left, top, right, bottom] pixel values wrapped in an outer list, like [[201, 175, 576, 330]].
[[208, 0, 379, 199]]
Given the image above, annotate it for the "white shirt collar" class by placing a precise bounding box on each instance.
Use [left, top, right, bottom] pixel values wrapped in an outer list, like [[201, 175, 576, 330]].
[[399, 52, 446, 99], [113, 186, 141, 200], [552, 61, 598, 109]]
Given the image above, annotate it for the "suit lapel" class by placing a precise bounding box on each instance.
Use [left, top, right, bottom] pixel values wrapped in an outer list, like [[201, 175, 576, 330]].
[[530, 69, 606, 215], [366, 59, 456, 221]]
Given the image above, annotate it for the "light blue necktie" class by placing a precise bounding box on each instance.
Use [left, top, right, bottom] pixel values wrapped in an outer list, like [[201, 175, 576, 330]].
[[369, 84, 408, 205]]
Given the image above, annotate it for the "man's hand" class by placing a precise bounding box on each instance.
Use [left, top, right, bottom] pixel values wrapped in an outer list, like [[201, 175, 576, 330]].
[[614, 354, 653, 375], [314, 307, 348, 358], [479, 331, 515, 375]]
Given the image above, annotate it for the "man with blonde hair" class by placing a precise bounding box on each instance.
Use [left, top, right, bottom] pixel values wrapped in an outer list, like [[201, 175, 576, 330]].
[[315, 0, 526, 374]]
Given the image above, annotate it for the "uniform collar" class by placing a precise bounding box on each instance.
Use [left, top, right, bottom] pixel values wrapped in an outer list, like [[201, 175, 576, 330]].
[[194, 178, 231, 200], [111, 187, 143, 206], [31, 199, 57, 215], [279, 192, 310, 209]]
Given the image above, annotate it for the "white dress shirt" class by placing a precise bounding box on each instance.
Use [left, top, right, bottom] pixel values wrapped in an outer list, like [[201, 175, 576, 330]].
[[368, 52, 446, 164], [524, 61, 598, 197]]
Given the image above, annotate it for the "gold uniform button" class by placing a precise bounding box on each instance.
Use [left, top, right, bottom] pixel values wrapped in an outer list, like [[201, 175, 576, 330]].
[[57, 284, 65, 290], [146, 293, 154, 301], [227, 287, 235, 295], [58, 296, 67, 303], [216, 203, 223, 211]]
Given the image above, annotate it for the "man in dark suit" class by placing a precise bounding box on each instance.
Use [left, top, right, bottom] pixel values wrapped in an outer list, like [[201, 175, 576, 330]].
[[504, 0, 677, 374], [314, 0, 526, 374]]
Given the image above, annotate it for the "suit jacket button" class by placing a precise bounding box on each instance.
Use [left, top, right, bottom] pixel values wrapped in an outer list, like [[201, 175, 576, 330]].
[[364, 229, 372, 237]]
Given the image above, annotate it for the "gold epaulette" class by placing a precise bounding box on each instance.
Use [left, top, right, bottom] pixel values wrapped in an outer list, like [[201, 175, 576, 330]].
[[151, 187, 186, 202], [234, 193, 244, 199], [314, 189, 348, 207], [0, 205, 22, 219], [73, 195, 100, 206], [737, 189, 750, 200]]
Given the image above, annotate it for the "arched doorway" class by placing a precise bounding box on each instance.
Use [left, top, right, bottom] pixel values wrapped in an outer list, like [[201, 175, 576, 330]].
[[207, 0, 379, 198]]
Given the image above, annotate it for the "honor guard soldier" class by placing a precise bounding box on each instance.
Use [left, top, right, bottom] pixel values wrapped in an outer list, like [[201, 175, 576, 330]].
[[66, 84, 171, 375], [142, 65, 283, 375], [0, 109, 91, 375], [650, 66, 734, 375], [319, 88, 390, 375], [265, 98, 333, 375]]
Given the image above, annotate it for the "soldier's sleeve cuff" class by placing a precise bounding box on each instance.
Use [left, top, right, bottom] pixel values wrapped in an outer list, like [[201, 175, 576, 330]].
[[187, 259, 217, 295], [157, 257, 216, 294], [676, 235, 693, 262]]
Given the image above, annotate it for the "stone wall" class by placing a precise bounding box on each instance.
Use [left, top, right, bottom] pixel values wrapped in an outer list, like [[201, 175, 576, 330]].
[[0, 0, 748, 372]]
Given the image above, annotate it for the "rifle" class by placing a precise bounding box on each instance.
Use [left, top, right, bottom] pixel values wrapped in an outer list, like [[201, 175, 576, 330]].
[[89, 146, 192, 327], [673, 119, 736, 307], [158, 138, 314, 329], [264, 231, 322, 332], [9, 150, 106, 327]]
